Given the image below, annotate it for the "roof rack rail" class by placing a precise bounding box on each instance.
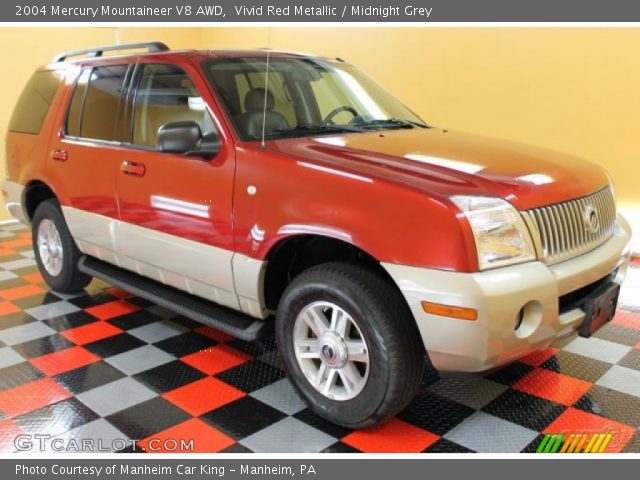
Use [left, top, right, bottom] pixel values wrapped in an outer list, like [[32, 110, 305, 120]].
[[53, 42, 169, 62]]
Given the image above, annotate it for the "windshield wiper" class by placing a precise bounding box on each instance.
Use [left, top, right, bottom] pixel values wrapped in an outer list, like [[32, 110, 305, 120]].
[[270, 123, 365, 135], [355, 118, 429, 129]]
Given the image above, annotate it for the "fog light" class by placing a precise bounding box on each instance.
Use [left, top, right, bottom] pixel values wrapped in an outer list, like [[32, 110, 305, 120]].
[[514, 300, 543, 338]]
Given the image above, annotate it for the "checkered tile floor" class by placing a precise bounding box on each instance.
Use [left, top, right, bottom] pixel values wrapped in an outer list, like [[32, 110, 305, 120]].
[[0, 222, 639, 453]]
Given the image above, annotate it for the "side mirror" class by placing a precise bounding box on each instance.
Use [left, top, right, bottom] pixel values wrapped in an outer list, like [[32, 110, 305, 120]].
[[157, 121, 221, 159]]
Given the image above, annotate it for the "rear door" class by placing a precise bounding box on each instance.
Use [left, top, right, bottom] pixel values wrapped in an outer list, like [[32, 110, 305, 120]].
[[47, 62, 132, 263], [114, 61, 238, 309]]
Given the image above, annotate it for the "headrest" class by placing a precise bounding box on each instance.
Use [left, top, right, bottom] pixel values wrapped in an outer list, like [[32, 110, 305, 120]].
[[244, 88, 274, 112]]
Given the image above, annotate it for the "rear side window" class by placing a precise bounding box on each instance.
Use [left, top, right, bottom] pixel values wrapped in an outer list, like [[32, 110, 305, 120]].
[[9, 70, 62, 134], [66, 65, 128, 141]]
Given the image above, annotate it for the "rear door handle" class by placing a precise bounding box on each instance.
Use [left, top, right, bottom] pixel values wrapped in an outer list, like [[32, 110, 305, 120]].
[[52, 149, 68, 161], [120, 160, 146, 177]]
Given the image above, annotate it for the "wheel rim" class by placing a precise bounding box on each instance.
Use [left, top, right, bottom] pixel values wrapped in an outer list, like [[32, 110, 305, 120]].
[[37, 219, 64, 277], [293, 301, 370, 401]]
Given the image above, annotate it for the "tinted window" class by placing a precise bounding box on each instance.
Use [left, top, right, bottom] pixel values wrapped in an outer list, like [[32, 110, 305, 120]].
[[9, 70, 63, 134], [66, 65, 128, 141], [131, 64, 215, 148]]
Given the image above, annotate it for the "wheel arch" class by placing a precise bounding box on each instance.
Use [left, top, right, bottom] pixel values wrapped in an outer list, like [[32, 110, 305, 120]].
[[23, 179, 58, 221], [262, 233, 403, 312]]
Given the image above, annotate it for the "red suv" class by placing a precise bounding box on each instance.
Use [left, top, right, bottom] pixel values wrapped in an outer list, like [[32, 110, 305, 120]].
[[3, 42, 632, 427]]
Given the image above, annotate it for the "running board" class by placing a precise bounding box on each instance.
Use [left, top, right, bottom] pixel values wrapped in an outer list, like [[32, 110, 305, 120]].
[[78, 256, 269, 341]]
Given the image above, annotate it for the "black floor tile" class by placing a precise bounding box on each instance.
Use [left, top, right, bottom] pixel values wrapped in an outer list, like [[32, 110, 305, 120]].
[[541, 351, 612, 383], [321, 441, 362, 453], [0, 362, 44, 392], [43, 311, 97, 332], [153, 331, 217, 357], [54, 361, 127, 395], [107, 310, 163, 331], [70, 293, 118, 309], [398, 391, 475, 435], [423, 438, 474, 453], [574, 385, 640, 428], [0, 312, 37, 330], [133, 360, 206, 393], [14, 398, 99, 436], [482, 389, 566, 431], [12, 334, 75, 359], [201, 396, 286, 440], [106, 397, 191, 439], [619, 348, 640, 371], [293, 408, 353, 439], [84, 332, 146, 358], [12, 292, 62, 309], [214, 359, 285, 393], [485, 362, 534, 386], [592, 324, 640, 347]]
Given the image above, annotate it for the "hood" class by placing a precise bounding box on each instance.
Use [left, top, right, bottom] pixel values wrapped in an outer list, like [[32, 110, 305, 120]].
[[267, 128, 609, 210]]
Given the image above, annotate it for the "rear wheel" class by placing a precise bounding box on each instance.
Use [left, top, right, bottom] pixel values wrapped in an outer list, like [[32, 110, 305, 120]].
[[276, 262, 424, 428], [32, 199, 92, 293]]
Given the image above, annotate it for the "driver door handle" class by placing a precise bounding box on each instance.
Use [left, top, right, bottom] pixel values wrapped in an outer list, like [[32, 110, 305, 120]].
[[120, 160, 146, 177]]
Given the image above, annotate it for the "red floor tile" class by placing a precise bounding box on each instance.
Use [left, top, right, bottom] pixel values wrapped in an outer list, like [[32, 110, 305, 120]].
[[181, 344, 251, 375], [85, 300, 139, 320], [544, 407, 636, 452], [140, 418, 235, 453], [61, 321, 123, 345], [0, 248, 16, 257], [2, 237, 32, 248], [195, 326, 233, 343], [0, 301, 21, 316], [162, 377, 245, 416], [612, 310, 640, 330], [514, 368, 592, 406], [0, 419, 22, 452], [21, 272, 44, 284], [0, 284, 45, 301], [519, 347, 560, 367], [0, 378, 71, 418], [104, 287, 133, 299], [342, 418, 439, 453], [30, 346, 100, 376]]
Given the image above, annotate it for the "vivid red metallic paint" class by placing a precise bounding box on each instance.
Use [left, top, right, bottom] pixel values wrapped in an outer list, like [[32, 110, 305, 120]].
[[5, 50, 610, 273]]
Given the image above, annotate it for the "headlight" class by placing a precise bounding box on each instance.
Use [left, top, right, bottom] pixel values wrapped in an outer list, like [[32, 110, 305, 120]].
[[450, 196, 535, 270]]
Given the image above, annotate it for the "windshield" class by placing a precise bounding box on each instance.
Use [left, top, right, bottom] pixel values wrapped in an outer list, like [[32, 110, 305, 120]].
[[203, 56, 428, 141]]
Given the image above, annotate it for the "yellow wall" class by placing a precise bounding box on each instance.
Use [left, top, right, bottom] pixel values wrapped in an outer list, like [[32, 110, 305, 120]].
[[2, 27, 639, 250]]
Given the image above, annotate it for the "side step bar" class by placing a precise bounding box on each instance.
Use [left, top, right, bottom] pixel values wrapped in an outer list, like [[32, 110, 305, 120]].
[[78, 256, 270, 341]]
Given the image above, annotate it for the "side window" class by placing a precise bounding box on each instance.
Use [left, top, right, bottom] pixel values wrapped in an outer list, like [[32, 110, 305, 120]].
[[131, 64, 215, 148], [9, 70, 63, 134], [66, 65, 128, 141]]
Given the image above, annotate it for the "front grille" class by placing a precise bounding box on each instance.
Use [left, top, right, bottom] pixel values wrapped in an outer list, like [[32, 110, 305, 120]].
[[521, 186, 616, 265]]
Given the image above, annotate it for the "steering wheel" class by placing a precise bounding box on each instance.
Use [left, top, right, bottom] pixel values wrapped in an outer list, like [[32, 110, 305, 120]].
[[323, 106, 359, 125]]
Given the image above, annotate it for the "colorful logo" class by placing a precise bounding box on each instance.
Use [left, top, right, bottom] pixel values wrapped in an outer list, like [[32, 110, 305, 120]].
[[536, 432, 614, 453]]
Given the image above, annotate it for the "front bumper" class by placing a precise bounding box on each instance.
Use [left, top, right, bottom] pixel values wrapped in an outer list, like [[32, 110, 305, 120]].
[[383, 215, 633, 372], [1, 180, 28, 224]]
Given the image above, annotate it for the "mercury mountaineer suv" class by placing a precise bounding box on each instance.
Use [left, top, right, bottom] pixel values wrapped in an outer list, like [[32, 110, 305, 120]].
[[3, 42, 632, 427]]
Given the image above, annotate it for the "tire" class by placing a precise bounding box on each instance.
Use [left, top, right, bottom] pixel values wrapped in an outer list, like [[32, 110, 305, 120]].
[[276, 262, 424, 428], [32, 199, 92, 293]]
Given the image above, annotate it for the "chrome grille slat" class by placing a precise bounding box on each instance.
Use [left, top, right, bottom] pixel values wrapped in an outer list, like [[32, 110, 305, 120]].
[[522, 186, 616, 265]]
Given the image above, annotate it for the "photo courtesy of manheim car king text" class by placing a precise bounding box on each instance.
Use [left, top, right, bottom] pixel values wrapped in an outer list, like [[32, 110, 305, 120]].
[[0, 0, 638, 478]]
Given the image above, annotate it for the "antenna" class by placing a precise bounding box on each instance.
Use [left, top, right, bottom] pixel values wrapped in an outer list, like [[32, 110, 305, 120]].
[[260, 28, 272, 151]]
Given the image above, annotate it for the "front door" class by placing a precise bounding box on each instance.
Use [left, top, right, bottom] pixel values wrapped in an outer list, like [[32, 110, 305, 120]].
[[115, 62, 238, 309]]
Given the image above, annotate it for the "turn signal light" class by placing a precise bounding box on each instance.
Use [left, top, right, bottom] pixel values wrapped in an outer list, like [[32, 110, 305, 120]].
[[421, 301, 478, 321]]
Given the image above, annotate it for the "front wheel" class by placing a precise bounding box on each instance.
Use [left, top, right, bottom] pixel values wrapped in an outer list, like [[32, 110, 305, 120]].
[[276, 262, 424, 428], [32, 199, 92, 293]]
